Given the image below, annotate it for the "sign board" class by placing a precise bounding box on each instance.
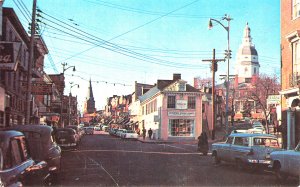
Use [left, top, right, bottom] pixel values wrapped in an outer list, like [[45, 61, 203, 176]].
[[154, 115, 159, 122], [31, 81, 53, 95], [0, 87, 4, 111], [168, 111, 195, 117], [0, 42, 21, 71], [267, 95, 281, 105], [176, 100, 187, 109]]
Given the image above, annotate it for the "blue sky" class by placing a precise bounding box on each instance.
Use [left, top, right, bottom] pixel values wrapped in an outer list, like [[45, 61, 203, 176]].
[[3, 0, 280, 110]]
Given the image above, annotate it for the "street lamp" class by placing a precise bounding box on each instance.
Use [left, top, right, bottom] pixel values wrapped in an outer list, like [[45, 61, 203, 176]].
[[69, 82, 79, 126], [60, 62, 76, 127], [208, 14, 233, 135]]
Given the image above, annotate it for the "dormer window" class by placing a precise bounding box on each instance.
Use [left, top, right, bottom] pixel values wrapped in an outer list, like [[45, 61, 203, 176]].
[[178, 82, 186, 91]]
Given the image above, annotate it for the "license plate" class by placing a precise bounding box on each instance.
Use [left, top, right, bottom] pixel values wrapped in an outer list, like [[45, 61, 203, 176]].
[[60, 139, 66, 142]]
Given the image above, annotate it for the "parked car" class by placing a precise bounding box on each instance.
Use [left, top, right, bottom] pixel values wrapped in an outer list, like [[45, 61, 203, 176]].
[[270, 142, 300, 182], [0, 130, 48, 186], [54, 128, 78, 148], [4, 125, 62, 183], [109, 128, 118, 136], [94, 125, 101, 131], [65, 125, 82, 141], [116, 129, 126, 137], [120, 130, 139, 139], [83, 126, 94, 135], [212, 133, 281, 171]]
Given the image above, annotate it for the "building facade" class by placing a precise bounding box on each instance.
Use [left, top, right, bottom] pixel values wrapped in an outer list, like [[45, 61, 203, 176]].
[[280, 0, 300, 149], [139, 74, 203, 140]]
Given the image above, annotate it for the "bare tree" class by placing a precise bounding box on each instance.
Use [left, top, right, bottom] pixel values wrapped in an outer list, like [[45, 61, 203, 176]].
[[246, 74, 281, 133]]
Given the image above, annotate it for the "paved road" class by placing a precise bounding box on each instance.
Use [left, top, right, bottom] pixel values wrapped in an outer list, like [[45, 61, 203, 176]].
[[58, 133, 299, 186]]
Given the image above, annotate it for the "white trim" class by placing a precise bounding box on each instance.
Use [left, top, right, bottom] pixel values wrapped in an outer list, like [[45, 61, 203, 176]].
[[279, 87, 299, 95]]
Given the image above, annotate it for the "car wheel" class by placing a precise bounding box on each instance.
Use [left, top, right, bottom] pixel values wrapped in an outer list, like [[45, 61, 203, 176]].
[[212, 151, 221, 165], [236, 159, 245, 170], [274, 162, 288, 183]]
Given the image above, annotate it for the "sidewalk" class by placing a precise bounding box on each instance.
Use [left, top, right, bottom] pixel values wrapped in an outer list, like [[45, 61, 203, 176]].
[[137, 136, 224, 145]]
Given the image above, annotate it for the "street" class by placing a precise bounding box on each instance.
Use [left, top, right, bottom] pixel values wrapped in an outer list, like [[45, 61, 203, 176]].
[[58, 133, 299, 186]]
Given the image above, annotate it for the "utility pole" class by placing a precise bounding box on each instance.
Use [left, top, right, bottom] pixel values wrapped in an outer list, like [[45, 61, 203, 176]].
[[25, 0, 37, 124], [203, 49, 225, 140]]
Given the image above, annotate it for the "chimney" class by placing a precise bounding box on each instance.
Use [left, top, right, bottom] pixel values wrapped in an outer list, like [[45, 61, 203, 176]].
[[173, 73, 181, 80]]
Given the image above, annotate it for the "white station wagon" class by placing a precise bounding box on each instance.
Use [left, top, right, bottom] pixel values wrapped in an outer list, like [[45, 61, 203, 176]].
[[270, 142, 300, 182], [212, 133, 281, 170]]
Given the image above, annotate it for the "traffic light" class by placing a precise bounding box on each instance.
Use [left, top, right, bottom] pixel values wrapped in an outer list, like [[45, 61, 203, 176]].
[[225, 50, 232, 59], [210, 62, 218, 72]]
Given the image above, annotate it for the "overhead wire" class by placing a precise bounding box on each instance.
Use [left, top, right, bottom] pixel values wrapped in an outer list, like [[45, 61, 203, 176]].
[[38, 0, 201, 65], [40, 15, 205, 68]]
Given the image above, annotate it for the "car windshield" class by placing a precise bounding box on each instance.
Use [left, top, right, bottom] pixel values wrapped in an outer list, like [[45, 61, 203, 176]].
[[253, 138, 280, 148], [126, 130, 135, 133]]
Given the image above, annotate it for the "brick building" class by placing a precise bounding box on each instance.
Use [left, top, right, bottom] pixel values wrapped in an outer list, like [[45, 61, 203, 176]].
[[279, 0, 300, 149]]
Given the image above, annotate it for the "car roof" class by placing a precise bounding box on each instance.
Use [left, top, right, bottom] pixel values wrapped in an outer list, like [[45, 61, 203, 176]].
[[5, 125, 53, 134], [229, 133, 276, 138]]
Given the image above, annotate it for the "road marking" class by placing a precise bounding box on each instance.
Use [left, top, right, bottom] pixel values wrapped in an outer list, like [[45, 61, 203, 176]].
[[79, 152, 119, 186]]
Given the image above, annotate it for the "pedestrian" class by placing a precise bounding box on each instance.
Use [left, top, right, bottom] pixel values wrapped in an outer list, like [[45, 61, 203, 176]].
[[197, 132, 209, 155], [148, 128, 153, 140], [142, 128, 146, 140], [136, 128, 140, 135]]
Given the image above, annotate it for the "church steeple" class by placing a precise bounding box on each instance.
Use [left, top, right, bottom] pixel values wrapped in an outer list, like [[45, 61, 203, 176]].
[[84, 78, 95, 114], [87, 79, 94, 101]]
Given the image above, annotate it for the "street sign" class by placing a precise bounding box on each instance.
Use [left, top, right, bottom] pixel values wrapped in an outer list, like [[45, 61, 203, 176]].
[[31, 81, 53, 95], [0, 42, 21, 71]]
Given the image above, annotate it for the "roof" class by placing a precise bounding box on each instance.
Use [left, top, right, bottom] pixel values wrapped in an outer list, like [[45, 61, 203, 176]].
[[229, 133, 276, 138], [240, 46, 258, 56], [139, 87, 160, 103]]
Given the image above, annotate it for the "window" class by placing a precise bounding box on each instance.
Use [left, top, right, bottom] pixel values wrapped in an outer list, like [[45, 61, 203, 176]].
[[169, 119, 194, 137], [188, 97, 196, 109], [167, 96, 175, 108], [293, 41, 300, 75], [233, 137, 248, 146], [226, 137, 233, 144], [293, 0, 300, 19], [253, 138, 280, 148]]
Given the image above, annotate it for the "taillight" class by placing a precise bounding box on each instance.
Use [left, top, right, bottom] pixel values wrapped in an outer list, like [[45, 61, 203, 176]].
[[247, 148, 254, 156]]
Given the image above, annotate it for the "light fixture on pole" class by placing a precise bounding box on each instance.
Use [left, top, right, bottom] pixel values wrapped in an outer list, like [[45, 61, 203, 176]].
[[60, 62, 76, 127], [208, 14, 233, 135], [69, 82, 79, 126]]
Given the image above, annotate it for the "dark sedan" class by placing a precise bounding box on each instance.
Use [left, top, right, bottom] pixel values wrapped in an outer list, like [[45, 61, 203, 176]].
[[0, 130, 48, 186], [54, 128, 78, 149]]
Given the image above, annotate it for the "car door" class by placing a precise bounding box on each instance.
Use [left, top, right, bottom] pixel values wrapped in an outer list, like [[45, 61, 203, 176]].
[[220, 137, 233, 161], [289, 144, 300, 176], [230, 137, 249, 163]]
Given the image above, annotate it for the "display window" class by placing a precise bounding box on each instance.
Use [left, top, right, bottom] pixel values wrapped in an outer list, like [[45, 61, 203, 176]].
[[169, 119, 194, 137]]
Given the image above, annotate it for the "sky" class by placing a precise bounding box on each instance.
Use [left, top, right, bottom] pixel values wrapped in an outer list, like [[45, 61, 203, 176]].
[[3, 0, 280, 111]]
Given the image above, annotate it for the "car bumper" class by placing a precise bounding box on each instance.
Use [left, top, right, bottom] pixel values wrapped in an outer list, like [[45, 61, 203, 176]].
[[247, 159, 271, 165], [58, 143, 76, 147]]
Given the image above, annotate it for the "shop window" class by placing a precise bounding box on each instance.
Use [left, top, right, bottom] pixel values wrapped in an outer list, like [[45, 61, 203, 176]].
[[188, 96, 196, 109], [169, 119, 194, 137], [167, 96, 175, 108]]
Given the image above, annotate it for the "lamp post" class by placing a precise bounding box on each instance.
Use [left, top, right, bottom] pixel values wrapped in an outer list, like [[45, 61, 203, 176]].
[[60, 62, 75, 127], [208, 14, 232, 135], [69, 82, 79, 126]]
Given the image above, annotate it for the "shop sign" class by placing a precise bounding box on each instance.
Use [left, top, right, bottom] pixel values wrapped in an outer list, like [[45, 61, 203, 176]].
[[31, 81, 53, 95], [267, 95, 280, 105], [176, 100, 187, 109], [0, 42, 21, 71], [0, 87, 4, 111], [168, 111, 195, 117]]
